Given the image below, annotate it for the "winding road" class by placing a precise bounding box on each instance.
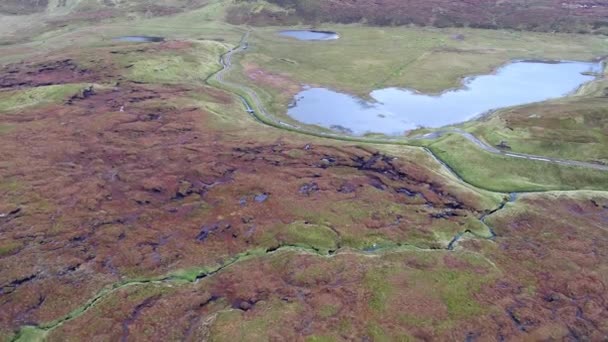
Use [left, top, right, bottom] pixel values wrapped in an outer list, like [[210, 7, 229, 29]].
[[210, 31, 608, 173]]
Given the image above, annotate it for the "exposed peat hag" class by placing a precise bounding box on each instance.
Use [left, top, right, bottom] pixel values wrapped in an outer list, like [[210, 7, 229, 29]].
[[287, 61, 602, 135], [278, 30, 339, 41], [113, 36, 165, 43], [9, 243, 472, 341]]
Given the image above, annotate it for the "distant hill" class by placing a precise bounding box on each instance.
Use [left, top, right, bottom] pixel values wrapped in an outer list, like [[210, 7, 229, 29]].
[[228, 0, 608, 34], [0, 0, 49, 15], [0, 0, 211, 18]]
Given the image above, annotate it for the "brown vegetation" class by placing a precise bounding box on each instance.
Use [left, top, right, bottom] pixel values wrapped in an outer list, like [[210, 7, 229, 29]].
[[229, 0, 608, 34]]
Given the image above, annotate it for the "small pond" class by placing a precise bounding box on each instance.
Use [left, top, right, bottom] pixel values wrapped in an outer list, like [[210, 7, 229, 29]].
[[287, 61, 602, 135], [114, 36, 165, 43], [279, 30, 339, 41]]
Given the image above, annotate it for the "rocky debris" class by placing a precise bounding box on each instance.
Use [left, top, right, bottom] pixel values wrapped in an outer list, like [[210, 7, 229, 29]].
[[254, 193, 269, 203], [66, 85, 97, 105], [121, 295, 161, 342], [395, 187, 417, 197], [0, 273, 38, 295], [496, 140, 512, 150], [367, 175, 387, 190], [196, 223, 231, 242], [231, 298, 260, 311], [299, 182, 319, 196], [0, 207, 21, 218], [431, 211, 458, 219], [337, 182, 356, 194]]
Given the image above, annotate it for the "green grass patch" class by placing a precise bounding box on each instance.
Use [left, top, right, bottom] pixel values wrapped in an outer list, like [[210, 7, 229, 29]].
[[429, 134, 608, 192], [12, 326, 47, 342], [318, 304, 339, 318], [129, 41, 229, 84], [433, 271, 483, 319], [465, 97, 608, 164], [0, 241, 22, 256], [0, 84, 87, 112], [234, 25, 608, 110], [281, 221, 339, 254], [364, 267, 395, 311], [210, 298, 302, 341], [306, 336, 337, 342]]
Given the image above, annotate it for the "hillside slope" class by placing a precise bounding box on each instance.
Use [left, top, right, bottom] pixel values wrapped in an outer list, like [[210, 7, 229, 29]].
[[228, 0, 608, 33]]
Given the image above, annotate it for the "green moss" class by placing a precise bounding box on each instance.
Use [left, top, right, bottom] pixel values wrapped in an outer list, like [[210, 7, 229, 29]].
[[0, 124, 13, 135], [318, 304, 339, 318], [466, 97, 608, 163], [292, 263, 333, 285], [364, 267, 395, 311], [434, 271, 483, 319], [366, 323, 390, 342], [13, 326, 47, 342], [210, 298, 302, 341], [170, 247, 268, 282], [398, 313, 435, 327], [306, 336, 336, 342], [0, 241, 22, 256], [281, 221, 339, 254], [129, 41, 229, 84], [0, 84, 90, 112], [341, 234, 398, 251]]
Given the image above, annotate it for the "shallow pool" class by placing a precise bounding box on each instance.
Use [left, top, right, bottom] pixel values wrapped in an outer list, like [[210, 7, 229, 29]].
[[279, 30, 339, 41], [287, 61, 602, 135]]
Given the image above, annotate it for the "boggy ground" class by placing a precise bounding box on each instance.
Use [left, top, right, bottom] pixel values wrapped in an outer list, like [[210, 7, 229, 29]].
[[10, 193, 608, 341], [0, 42, 505, 340], [1, 15, 608, 341]]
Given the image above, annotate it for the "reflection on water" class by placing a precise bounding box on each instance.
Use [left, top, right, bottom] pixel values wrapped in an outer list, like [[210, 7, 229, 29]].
[[287, 61, 602, 136], [279, 30, 339, 41]]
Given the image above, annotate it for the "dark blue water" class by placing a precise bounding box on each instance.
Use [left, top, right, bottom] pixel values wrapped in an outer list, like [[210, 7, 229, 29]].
[[287, 61, 602, 135], [279, 30, 339, 41]]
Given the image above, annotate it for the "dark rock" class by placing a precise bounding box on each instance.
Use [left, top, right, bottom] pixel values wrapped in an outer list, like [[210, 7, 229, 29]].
[[338, 182, 356, 194], [254, 193, 269, 203], [395, 188, 416, 197], [196, 224, 219, 242], [496, 140, 511, 150], [299, 182, 319, 196]]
